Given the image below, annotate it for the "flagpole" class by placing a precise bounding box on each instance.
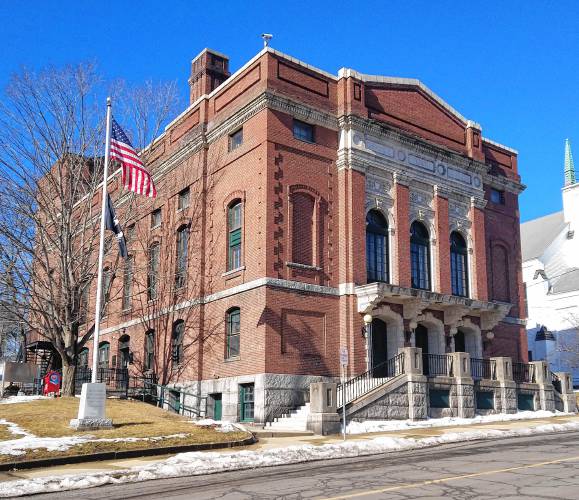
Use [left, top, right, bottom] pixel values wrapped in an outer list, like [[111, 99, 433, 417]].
[[91, 97, 113, 383]]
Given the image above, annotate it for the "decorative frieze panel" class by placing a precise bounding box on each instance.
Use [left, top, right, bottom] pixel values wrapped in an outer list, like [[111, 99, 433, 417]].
[[349, 130, 484, 195], [365, 176, 392, 197], [449, 202, 469, 220], [409, 190, 433, 209]]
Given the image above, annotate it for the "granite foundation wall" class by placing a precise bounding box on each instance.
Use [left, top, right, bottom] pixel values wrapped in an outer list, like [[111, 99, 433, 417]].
[[349, 382, 410, 421], [180, 373, 332, 423]]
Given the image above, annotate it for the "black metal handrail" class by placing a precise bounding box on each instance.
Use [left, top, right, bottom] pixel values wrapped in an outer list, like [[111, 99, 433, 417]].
[[471, 358, 496, 380], [423, 353, 452, 377], [513, 362, 535, 383], [142, 380, 207, 418], [337, 352, 405, 407]]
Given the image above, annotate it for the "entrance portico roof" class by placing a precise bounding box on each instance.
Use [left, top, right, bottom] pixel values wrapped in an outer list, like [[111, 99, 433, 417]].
[[355, 282, 512, 332]]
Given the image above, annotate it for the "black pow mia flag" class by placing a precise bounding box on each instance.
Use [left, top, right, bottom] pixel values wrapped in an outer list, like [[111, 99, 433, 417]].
[[104, 193, 128, 259]]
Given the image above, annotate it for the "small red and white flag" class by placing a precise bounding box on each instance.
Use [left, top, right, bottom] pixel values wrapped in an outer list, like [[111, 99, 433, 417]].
[[110, 118, 157, 198]]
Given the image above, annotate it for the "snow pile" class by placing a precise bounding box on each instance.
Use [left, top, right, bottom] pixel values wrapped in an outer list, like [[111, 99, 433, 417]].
[[193, 419, 243, 433], [346, 410, 571, 434], [0, 431, 191, 456], [2, 419, 579, 498], [0, 395, 48, 405]]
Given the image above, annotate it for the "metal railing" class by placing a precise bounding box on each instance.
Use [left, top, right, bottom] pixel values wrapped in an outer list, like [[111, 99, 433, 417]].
[[73, 366, 131, 396], [513, 362, 535, 383], [423, 353, 453, 377], [142, 380, 207, 418], [470, 358, 496, 380], [337, 353, 405, 407]]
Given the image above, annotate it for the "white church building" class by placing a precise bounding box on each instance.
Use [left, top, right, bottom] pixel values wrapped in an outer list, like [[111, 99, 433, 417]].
[[522, 139, 579, 386]]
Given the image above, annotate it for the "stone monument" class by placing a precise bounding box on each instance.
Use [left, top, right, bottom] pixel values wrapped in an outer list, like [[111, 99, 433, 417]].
[[69, 383, 113, 430]]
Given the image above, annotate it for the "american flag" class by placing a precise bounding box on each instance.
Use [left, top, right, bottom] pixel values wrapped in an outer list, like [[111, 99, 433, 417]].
[[110, 118, 157, 198]]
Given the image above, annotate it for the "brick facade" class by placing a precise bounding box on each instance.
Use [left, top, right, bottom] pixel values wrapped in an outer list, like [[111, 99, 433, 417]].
[[37, 47, 527, 422]]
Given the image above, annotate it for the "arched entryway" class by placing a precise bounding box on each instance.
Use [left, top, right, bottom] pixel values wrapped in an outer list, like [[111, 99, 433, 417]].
[[118, 335, 131, 369], [371, 319, 388, 376], [454, 330, 466, 353], [415, 325, 429, 374], [454, 326, 483, 359]]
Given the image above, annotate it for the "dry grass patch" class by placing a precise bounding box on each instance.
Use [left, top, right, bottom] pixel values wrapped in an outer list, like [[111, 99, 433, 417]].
[[0, 424, 14, 441], [0, 397, 250, 464]]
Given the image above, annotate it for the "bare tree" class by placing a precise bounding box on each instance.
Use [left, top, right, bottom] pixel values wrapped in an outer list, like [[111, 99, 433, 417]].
[[0, 63, 179, 395], [127, 146, 224, 386]]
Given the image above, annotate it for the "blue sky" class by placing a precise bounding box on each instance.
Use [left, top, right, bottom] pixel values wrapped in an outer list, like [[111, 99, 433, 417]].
[[0, 0, 577, 222]]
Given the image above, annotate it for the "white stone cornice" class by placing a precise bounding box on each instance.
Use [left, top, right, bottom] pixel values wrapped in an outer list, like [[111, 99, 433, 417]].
[[470, 196, 488, 210], [482, 172, 526, 195]]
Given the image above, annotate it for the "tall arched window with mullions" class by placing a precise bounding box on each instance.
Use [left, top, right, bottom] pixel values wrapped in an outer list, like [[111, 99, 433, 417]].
[[227, 201, 242, 271], [366, 210, 389, 283], [410, 221, 431, 290], [450, 231, 469, 297], [175, 226, 189, 289]]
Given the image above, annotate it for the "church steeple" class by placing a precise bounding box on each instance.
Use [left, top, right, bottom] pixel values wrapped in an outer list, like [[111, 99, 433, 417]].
[[564, 138, 576, 186]]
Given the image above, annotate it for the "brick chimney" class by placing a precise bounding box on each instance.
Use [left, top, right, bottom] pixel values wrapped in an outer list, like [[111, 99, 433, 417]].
[[188, 48, 230, 104]]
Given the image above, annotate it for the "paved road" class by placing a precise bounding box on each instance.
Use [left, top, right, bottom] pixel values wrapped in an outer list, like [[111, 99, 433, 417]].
[[21, 431, 579, 499]]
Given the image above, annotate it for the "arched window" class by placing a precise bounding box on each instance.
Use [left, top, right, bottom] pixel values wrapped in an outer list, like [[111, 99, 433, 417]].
[[122, 256, 134, 310], [101, 268, 112, 316], [226, 308, 240, 359], [172, 320, 185, 365], [78, 280, 90, 325], [228, 201, 242, 271], [366, 210, 389, 283], [148, 242, 160, 300], [410, 221, 431, 290], [175, 226, 189, 289], [78, 348, 89, 368], [450, 232, 469, 297], [98, 341, 110, 369], [291, 192, 315, 266], [118, 334, 131, 368], [144, 330, 155, 371]]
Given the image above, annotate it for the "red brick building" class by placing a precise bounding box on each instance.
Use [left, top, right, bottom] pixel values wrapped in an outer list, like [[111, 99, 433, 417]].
[[55, 47, 527, 423]]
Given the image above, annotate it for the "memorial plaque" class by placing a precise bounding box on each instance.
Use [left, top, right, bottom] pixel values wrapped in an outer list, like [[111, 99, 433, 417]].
[[78, 382, 106, 419], [70, 382, 112, 429]]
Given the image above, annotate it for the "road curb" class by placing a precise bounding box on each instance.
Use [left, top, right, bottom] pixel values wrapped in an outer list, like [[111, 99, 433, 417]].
[[0, 433, 257, 472]]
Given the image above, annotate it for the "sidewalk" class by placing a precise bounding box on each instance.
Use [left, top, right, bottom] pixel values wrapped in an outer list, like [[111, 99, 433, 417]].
[[2, 412, 578, 487]]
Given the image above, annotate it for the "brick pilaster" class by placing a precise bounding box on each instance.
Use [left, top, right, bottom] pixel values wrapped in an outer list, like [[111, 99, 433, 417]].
[[394, 175, 411, 287], [470, 198, 488, 301], [435, 187, 451, 294]]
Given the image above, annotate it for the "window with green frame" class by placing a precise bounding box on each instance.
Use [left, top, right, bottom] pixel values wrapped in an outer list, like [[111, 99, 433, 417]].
[[228, 201, 242, 270], [226, 307, 240, 358], [144, 330, 155, 371], [172, 320, 184, 366]]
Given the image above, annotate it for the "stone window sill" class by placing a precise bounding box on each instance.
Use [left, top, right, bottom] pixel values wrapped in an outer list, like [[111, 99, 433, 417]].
[[286, 261, 322, 272], [224, 356, 240, 363], [222, 266, 245, 278]]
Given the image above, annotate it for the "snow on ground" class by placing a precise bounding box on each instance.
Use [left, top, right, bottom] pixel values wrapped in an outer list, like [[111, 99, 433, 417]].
[[2, 419, 579, 498], [0, 419, 29, 437], [0, 424, 190, 456], [193, 419, 244, 433], [346, 410, 571, 434], [0, 395, 49, 405]]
